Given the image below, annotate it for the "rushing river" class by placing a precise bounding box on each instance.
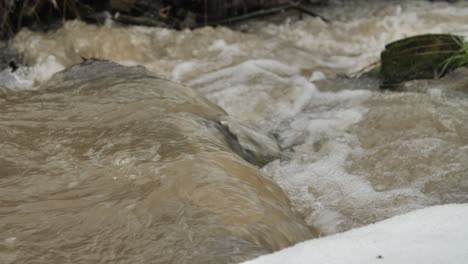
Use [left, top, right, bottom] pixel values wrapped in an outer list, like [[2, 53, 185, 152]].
[[1, 0, 468, 263]]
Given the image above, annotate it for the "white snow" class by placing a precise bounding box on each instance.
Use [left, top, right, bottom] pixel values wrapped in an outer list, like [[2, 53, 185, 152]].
[[242, 204, 468, 264]]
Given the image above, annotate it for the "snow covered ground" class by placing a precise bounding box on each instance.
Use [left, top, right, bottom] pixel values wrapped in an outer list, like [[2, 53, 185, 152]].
[[242, 204, 468, 264]]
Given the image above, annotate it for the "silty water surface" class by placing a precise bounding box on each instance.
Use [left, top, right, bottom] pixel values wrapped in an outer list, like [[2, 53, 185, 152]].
[[1, 0, 468, 261]]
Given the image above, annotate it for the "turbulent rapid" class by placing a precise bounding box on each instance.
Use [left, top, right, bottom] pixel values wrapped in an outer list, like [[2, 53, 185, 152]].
[[1, 0, 468, 263], [0, 61, 315, 263]]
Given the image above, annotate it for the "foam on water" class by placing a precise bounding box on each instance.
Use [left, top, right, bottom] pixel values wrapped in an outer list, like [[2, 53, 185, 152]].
[[261, 88, 375, 234], [3, 0, 468, 238], [0, 56, 64, 90]]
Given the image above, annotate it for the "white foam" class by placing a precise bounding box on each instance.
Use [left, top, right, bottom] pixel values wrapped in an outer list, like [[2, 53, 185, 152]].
[[0, 69, 34, 90], [189, 59, 299, 88], [309, 71, 326, 82], [0, 55, 64, 91], [172, 61, 197, 81], [261, 89, 379, 234]]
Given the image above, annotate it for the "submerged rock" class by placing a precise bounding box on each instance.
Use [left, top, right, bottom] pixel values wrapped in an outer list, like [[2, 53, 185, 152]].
[[46, 59, 281, 167], [0, 60, 315, 264], [216, 117, 281, 167]]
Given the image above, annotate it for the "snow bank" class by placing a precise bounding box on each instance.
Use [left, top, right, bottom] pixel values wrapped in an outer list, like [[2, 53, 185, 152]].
[[242, 204, 468, 264]]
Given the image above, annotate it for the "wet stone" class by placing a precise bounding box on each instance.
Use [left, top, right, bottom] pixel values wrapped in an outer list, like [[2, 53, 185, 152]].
[[0, 41, 20, 72], [380, 34, 466, 88]]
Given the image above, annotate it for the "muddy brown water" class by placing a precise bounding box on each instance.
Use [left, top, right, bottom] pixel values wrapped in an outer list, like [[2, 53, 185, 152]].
[[1, 0, 468, 263], [0, 61, 314, 263]]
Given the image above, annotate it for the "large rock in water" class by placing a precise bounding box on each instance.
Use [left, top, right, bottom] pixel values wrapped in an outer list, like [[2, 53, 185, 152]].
[[380, 34, 465, 88], [0, 60, 316, 264]]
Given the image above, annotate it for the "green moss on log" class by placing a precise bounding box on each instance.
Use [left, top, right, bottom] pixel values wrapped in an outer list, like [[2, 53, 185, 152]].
[[380, 34, 467, 88]]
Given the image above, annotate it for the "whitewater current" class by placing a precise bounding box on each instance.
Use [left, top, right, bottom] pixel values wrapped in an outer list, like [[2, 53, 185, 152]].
[[1, 0, 468, 263]]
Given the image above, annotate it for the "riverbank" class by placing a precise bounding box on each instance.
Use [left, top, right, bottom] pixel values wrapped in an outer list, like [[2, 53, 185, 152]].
[[0, 0, 329, 40]]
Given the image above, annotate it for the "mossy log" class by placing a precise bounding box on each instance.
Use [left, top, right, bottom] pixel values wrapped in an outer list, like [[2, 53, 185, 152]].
[[380, 34, 465, 88]]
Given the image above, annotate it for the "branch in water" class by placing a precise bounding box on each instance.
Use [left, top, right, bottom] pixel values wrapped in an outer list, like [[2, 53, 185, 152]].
[[197, 3, 328, 28]]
